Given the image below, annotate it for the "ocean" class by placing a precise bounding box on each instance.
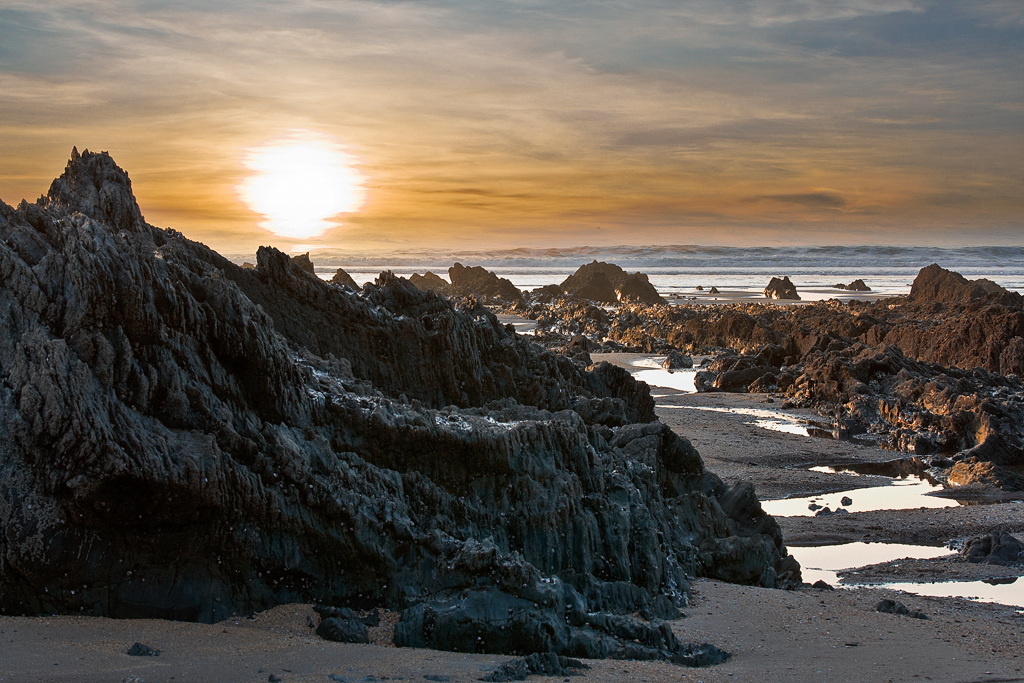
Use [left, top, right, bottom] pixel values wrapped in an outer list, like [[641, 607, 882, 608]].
[[295, 245, 1024, 299]]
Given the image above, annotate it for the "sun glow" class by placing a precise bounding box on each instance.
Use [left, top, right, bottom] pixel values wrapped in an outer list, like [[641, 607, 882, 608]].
[[239, 132, 366, 239]]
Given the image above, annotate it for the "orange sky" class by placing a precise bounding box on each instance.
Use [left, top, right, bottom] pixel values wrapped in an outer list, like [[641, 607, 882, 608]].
[[1, 1, 1021, 254]]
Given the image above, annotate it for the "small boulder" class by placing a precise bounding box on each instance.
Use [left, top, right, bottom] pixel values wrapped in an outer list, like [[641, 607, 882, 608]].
[[961, 531, 1023, 565], [127, 642, 160, 656], [764, 276, 800, 300], [709, 286, 720, 294], [316, 607, 371, 644], [840, 496, 853, 506], [662, 351, 694, 370]]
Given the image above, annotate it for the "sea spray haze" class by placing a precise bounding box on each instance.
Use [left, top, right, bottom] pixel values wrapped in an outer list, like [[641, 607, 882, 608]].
[[0, 151, 797, 660]]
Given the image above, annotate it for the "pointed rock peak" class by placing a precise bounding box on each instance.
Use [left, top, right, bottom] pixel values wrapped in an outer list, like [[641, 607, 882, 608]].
[[47, 148, 144, 233]]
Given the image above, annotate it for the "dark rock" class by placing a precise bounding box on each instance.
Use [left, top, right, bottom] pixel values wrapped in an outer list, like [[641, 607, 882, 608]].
[[317, 615, 370, 644], [409, 271, 449, 294], [840, 496, 853, 506], [763, 277, 800, 300], [874, 599, 909, 615], [331, 268, 359, 290], [695, 286, 704, 291], [833, 280, 871, 292], [449, 263, 523, 302], [961, 531, 1023, 565], [127, 642, 160, 656], [0, 151, 797, 665], [293, 252, 315, 274], [662, 351, 693, 370], [560, 261, 664, 305], [812, 580, 834, 590], [708, 287, 720, 295], [481, 653, 587, 681], [269, 675, 282, 683]]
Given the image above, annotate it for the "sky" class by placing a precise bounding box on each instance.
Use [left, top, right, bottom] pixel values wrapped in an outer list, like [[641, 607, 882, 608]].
[[0, 0, 1021, 255]]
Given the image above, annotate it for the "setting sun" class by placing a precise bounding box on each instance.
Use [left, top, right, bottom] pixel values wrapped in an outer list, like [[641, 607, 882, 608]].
[[238, 132, 366, 239]]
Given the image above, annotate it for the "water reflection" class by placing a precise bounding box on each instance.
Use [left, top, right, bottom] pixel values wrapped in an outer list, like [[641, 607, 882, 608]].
[[761, 477, 956, 517], [789, 543, 1024, 608]]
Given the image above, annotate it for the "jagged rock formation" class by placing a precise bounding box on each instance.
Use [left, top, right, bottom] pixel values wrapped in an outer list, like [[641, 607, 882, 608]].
[[409, 271, 449, 293], [833, 279, 870, 292], [331, 267, 359, 290], [763, 276, 800, 300], [0, 151, 798, 660], [448, 263, 523, 303], [293, 252, 315, 274], [560, 261, 664, 305]]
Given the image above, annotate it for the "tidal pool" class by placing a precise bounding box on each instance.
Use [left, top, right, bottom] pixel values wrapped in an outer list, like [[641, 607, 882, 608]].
[[789, 542, 1024, 608], [760, 476, 957, 517], [630, 357, 698, 393]]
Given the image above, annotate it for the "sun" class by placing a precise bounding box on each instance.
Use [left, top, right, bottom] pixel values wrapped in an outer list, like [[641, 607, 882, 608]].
[[239, 131, 366, 239]]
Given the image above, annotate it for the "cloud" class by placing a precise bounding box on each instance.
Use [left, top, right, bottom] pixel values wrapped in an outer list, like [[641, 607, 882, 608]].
[[761, 191, 847, 209]]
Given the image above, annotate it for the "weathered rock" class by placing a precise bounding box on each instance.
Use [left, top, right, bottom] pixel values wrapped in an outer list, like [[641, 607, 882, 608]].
[[409, 271, 450, 294], [560, 261, 664, 305], [316, 613, 370, 643], [763, 277, 800, 300], [331, 268, 359, 290], [910, 263, 1021, 306], [0, 150, 797, 662], [961, 531, 1023, 565], [833, 279, 871, 291], [708, 287, 720, 295], [948, 460, 1024, 491], [449, 263, 523, 303], [293, 252, 315, 274], [481, 653, 587, 681], [662, 351, 693, 370]]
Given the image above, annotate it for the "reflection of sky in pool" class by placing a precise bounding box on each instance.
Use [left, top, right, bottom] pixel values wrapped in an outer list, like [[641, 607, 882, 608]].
[[789, 542, 1024, 608], [629, 357, 697, 393], [760, 477, 957, 517]]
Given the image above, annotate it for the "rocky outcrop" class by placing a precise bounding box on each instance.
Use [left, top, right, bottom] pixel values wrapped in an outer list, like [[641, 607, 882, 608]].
[[449, 263, 523, 303], [0, 151, 798, 661], [330, 267, 359, 289], [409, 271, 449, 293], [763, 276, 800, 300], [833, 279, 870, 292], [910, 264, 1021, 306], [560, 261, 664, 305]]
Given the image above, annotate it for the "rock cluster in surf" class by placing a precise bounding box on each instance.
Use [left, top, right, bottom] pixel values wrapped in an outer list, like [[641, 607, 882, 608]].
[[0, 150, 798, 664], [496, 264, 1024, 490]]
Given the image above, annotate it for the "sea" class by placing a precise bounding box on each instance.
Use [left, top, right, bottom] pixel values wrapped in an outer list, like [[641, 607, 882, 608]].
[[296, 245, 1024, 299]]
